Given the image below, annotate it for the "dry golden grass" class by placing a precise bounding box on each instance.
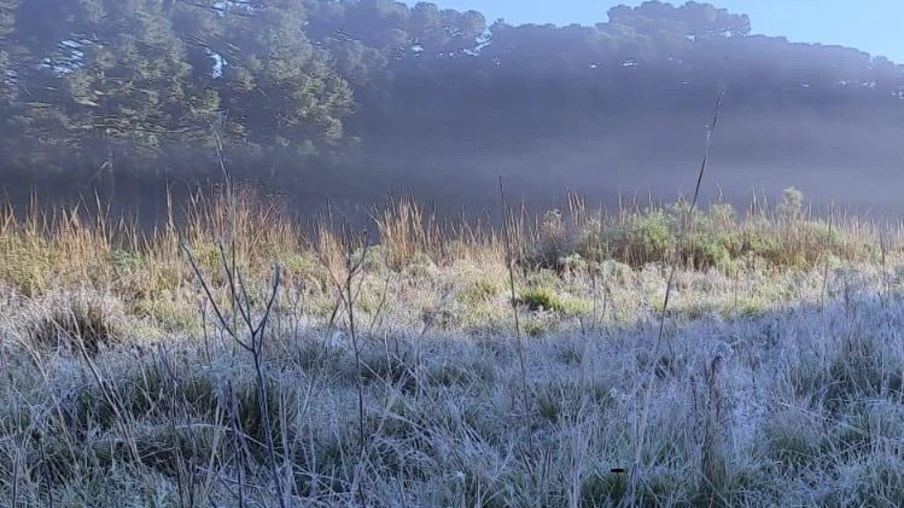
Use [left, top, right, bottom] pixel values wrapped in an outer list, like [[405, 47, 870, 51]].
[[2, 185, 904, 507]]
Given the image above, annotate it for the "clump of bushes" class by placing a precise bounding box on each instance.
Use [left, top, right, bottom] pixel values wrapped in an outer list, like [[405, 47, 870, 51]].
[[522, 189, 877, 274], [516, 286, 591, 317], [604, 208, 676, 267], [22, 290, 133, 357], [518, 286, 567, 313]]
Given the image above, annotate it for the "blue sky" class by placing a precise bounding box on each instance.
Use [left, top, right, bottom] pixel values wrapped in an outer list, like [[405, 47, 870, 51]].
[[420, 0, 904, 63]]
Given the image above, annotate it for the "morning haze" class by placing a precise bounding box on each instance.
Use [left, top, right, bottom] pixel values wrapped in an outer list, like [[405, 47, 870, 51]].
[[1, 0, 903, 220], [6, 3, 904, 507]]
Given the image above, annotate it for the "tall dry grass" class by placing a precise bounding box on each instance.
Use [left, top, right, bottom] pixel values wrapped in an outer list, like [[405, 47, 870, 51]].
[[2, 184, 904, 507]]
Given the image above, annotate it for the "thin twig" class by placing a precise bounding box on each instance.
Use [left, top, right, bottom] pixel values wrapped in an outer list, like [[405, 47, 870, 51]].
[[498, 176, 534, 455], [183, 241, 287, 508], [627, 86, 725, 504], [315, 221, 370, 506]]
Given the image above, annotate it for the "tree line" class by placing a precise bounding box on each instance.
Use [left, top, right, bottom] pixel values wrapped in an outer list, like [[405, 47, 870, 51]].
[[1, 0, 902, 191]]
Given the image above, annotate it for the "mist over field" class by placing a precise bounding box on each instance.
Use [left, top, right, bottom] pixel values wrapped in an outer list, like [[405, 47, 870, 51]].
[[2, 0, 904, 219], [6, 2, 904, 507]]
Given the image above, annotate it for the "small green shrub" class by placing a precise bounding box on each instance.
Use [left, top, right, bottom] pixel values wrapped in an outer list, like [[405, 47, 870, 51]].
[[459, 278, 503, 306], [517, 286, 591, 317], [517, 286, 566, 313], [682, 229, 740, 271], [604, 209, 675, 267], [742, 226, 784, 263], [281, 252, 328, 290], [559, 252, 588, 274]]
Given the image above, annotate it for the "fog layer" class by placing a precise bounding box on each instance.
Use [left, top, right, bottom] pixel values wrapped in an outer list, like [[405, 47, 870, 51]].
[[1, 0, 903, 221]]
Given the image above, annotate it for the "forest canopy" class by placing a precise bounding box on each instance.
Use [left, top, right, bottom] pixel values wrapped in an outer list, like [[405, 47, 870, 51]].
[[0, 0, 902, 195]]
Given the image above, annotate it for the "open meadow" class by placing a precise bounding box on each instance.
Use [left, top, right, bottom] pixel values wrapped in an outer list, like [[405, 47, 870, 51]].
[[2, 187, 904, 507], [5, 0, 904, 505]]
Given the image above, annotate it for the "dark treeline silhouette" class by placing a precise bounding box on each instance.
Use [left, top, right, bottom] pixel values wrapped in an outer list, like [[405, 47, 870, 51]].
[[2, 0, 904, 220]]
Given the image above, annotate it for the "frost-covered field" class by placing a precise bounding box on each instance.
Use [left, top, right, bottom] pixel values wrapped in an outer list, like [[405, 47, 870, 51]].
[[3, 190, 904, 507]]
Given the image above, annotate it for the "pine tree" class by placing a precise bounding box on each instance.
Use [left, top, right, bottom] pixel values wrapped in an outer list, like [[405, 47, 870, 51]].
[[209, 0, 355, 158], [6, 0, 220, 178], [0, 0, 18, 104], [62, 0, 219, 172]]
